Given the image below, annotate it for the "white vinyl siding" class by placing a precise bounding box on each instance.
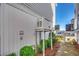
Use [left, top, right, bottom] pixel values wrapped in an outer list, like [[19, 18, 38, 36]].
[[0, 4, 38, 55]]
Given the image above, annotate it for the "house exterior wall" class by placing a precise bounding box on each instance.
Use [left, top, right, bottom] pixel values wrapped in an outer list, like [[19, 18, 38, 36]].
[[0, 3, 53, 55], [43, 19, 51, 29], [0, 4, 38, 55], [66, 24, 72, 31], [75, 4, 79, 44], [43, 19, 51, 39], [71, 19, 74, 31], [0, 4, 1, 55], [65, 36, 75, 42], [74, 4, 78, 43], [64, 31, 77, 42], [77, 32, 79, 44]]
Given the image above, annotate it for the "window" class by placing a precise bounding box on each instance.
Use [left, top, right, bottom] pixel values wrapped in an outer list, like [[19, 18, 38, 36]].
[[37, 20, 42, 27]]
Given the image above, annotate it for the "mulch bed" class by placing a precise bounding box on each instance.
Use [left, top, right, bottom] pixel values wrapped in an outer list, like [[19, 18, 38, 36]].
[[75, 44, 79, 49], [45, 43, 60, 56], [36, 42, 60, 56], [36, 53, 43, 56]]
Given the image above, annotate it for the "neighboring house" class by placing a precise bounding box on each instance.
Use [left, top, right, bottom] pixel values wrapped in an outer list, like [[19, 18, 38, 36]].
[[66, 24, 73, 31], [54, 24, 60, 36], [56, 31, 64, 36], [0, 3, 56, 56], [55, 25, 60, 31], [65, 18, 76, 42], [64, 31, 75, 42], [71, 3, 79, 45], [74, 4, 79, 44], [71, 18, 74, 31]]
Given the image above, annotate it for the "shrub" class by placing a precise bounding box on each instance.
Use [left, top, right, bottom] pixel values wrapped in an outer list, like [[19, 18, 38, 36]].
[[37, 40, 48, 53], [47, 37, 57, 47], [37, 44, 43, 53], [37, 40, 43, 53], [49, 32, 57, 45], [52, 32, 56, 38], [6, 53, 16, 56], [20, 46, 35, 56], [52, 38, 57, 45], [40, 40, 48, 49], [55, 36, 63, 42], [47, 38, 51, 47], [37, 37, 57, 53], [45, 40, 48, 49]]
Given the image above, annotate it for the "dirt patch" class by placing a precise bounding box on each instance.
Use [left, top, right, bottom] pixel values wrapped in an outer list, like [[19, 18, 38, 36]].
[[45, 43, 60, 56]]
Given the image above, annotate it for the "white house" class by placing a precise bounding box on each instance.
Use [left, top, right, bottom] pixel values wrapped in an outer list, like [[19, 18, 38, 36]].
[[64, 31, 76, 43], [0, 3, 56, 56]]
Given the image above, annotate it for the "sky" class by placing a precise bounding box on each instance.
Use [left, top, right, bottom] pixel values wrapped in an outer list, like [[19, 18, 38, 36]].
[[56, 3, 75, 31]]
